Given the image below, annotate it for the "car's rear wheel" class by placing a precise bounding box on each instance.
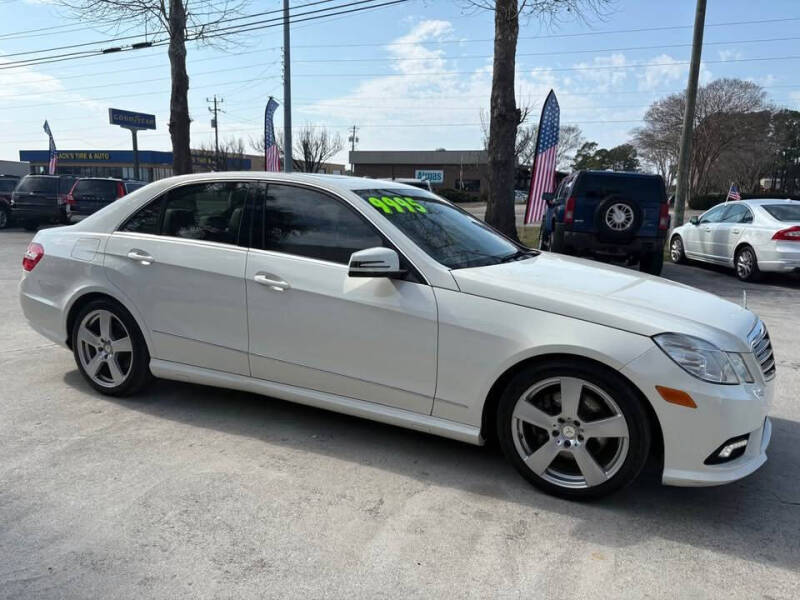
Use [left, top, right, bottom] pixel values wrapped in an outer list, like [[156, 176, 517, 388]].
[[639, 249, 664, 275], [497, 360, 651, 499], [670, 235, 686, 264], [71, 299, 151, 396], [0, 207, 8, 229], [735, 245, 761, 282]]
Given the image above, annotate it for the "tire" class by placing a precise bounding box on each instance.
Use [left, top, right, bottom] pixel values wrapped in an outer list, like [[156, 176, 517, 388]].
[[496, 359, 651, 500], [0, 207, 8, 230], [639, 249, 664, 276], [595, 196, 642, 241], [669, 235, 686, 264], [60, 208, 71, 225], [23, 220, 38, 232], [735, 245, 761, 282], [550, 222, 566, 253], [71, 298, 152, 397], [538, 219, 554, 251]]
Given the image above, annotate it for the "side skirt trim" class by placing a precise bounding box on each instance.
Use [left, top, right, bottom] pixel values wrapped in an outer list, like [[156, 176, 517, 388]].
[[150, 359, 483, 446]]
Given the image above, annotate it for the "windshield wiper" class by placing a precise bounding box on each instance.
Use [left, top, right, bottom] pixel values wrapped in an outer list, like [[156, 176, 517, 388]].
[[499, 249, 537, 263]]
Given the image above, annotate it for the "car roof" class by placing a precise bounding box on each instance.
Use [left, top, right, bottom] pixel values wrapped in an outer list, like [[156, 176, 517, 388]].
[[731, 198, 800, 206], [148, 171, 424, 193], [577, 170, 661, 179]]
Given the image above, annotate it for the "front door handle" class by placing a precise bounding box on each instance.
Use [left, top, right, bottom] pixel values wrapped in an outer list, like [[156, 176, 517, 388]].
[[127, 249, 154, 264], [254, 273, 290, 291]]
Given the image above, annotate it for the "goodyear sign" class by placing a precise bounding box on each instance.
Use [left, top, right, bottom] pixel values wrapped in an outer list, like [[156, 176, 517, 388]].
[[108, 108, 156, 130]]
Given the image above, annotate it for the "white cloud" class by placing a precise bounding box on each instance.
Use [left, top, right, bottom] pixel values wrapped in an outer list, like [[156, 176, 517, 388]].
[[718, 49, 743, 62], [569, 53, 628, 92]]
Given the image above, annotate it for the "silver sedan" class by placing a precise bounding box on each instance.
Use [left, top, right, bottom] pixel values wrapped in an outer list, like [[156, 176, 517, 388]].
[[669, 199, 800, 281]]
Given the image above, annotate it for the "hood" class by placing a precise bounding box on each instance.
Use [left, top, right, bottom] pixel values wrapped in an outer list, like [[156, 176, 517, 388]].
[[451, 252, 757, 352]]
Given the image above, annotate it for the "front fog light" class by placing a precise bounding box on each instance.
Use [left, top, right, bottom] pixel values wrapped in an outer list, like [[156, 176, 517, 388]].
[[704, 434, 749, 464]]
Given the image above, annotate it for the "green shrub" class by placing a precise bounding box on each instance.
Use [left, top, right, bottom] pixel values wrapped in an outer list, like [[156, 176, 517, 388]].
[[436, 187, 474, 203]]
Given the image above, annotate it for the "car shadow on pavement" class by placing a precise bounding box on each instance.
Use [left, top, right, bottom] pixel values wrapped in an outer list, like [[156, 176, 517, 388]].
[[63, 369, 800, 572]]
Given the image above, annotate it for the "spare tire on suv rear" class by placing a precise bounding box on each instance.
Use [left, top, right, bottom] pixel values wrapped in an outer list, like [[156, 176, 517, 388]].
[[595, 195, 642, 241]]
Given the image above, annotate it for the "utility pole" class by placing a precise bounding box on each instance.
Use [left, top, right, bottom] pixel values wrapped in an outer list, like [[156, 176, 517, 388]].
[[348, 125, 359, 152], [673, 0, 707, 227], [282, 0, 293, 173], [207, 95, 223, 170]]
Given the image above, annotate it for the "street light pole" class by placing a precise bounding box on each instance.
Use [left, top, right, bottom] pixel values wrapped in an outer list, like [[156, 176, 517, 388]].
[[673, 0, 707, 227]]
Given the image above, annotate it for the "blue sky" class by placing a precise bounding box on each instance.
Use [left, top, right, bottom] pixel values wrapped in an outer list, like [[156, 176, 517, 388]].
[[1, 0, 799, 166]]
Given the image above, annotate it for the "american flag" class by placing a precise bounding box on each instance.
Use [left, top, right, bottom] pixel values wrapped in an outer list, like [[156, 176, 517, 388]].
[[264, 97, 280, 172], [726, 182, 741, 202], [524, 90, 560, 225], [43, 120, 57, 174]]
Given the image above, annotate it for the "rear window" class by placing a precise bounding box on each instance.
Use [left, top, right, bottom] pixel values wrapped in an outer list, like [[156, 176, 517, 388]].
[[762, 204, 800, 221], [125, 182, 146, 193], [15, 176, 58, 194], [0, 179, 17, 192], [575, 174, 666, 203], [75, 179, 117, 199]]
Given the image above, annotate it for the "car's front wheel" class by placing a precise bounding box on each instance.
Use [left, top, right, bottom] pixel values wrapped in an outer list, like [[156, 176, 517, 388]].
[[670, 235, 686, 264], [497, 360, 651, 499], [71, 298, 151, 396]]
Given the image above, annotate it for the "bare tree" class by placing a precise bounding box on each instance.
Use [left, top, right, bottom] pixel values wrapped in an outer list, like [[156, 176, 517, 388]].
[[633, 78, 768, 196], [198, 137, 248, 171], [59, 0, 246, 175], [252, 125, 343, 173], [465, 0, 609, 238], [481, 109, 585, 170]]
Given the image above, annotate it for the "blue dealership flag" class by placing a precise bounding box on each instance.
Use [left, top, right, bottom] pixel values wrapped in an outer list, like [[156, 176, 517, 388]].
[[264, 97, 280, 172]]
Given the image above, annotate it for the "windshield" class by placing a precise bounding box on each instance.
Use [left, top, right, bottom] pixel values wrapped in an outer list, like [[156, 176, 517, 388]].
[[762, 204, 800, 221], [355, 188, 525, 269]]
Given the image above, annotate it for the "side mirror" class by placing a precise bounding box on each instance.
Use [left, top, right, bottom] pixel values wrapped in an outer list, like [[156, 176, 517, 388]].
[[542, 192, 555, 205], [690, 216, 699, 225], [348, 247, 407, 279]]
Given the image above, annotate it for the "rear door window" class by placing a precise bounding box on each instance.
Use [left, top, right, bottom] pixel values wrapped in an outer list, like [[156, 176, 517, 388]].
[[575, 174, 665, 203], [15, 177, 57, 194], [161, 182, 249, 245], [720, 204, 752, 223]]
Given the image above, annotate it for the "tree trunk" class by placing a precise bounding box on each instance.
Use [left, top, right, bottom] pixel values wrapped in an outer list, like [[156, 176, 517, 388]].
[[484, 0, 520, 240], [168, 0, 192, 175]]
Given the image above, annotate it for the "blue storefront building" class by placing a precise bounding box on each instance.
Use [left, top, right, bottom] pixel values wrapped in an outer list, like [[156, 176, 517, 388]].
[[19, 149, 253, 182]]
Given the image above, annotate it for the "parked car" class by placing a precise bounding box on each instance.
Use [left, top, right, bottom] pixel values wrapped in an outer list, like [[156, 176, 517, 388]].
[[538, 170, 670, 275], [11, 174, 77, 231], [67, 178, 147, 218], [0, 174, 20, 229], [20, 173, 773, 500], [670, 199, 800, 281]]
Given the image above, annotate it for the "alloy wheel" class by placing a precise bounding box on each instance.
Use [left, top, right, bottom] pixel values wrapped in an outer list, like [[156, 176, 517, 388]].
[[670, 238, 683, 262], [511, 377, 630, 489], [737, 248, 755, 280], [76, 309, 134, 388], [605, 203, 634, 231]]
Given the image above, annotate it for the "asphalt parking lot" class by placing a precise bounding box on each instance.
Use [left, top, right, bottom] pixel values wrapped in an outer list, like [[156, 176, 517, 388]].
[[1, 227, 799, 599]]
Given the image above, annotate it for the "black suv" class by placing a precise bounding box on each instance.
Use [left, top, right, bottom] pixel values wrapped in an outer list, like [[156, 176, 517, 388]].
[[67, 178, 146, 217], [539, 170, 670, 275], [0, 174, 20, 229], [11, 175, 77, 231]]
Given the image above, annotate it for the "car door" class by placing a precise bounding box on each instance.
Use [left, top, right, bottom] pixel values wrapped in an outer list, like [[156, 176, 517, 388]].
[[243, 182, 438, 415], [689, 204, 726, 259], [104, 180, 251, 375], [712, 204, 752, 263]]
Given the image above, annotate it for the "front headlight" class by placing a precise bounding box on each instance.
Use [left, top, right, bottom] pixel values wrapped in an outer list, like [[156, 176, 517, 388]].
[[654, 333, 753, 385]]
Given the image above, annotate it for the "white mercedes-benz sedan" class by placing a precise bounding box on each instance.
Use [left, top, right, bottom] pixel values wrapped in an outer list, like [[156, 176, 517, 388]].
[[669, 198, 800, 281], [19, 173, 774, 499]]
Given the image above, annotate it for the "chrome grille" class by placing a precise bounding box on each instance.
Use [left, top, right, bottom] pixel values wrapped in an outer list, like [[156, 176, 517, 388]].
[[748, 321, 776, 380]]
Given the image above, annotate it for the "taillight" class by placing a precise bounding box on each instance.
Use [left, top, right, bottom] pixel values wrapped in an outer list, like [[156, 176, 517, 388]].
[[22, 242, 44, 272], [66, 181, 78, 205], [772, 226, 800, 241], [658, 202, 670, 230], [116, 182, 125, 198], [564, 196, 576, 224]]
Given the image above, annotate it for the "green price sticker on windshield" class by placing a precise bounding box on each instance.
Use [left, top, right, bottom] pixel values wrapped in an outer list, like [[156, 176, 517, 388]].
[[369, 196, 428, 215]]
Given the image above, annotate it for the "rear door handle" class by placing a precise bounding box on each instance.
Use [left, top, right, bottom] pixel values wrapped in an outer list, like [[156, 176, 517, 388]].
[[254, 273, 290, 291], [732, 229, 741, 234], [127, 249, 154, 264], [703, 227, 711, 232]]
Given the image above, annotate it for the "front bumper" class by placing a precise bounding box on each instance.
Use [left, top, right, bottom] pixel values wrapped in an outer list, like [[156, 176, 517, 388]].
[[622, 346, 773, 487]]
